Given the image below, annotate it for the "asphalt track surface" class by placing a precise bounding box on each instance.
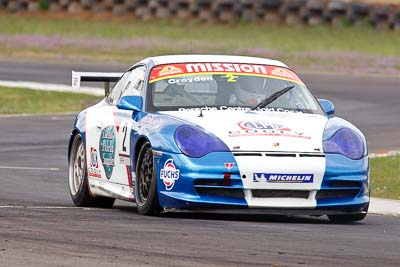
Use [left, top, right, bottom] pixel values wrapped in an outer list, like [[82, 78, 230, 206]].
[[1, 60, 399, 152], [0, 114, 400, 266], [1, 61, 400, 266]]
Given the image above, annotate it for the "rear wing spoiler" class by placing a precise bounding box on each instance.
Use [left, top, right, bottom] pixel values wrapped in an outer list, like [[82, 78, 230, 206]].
[[72, 71, 123, 95]]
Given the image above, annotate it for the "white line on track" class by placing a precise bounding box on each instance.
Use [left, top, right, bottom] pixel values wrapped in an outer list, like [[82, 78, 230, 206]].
[[0, 166, 60, 171], [369, 150, 400, 158], [0, 205, 96, 210], [0, 112, 77, 118], [0, 80, 103, 96]]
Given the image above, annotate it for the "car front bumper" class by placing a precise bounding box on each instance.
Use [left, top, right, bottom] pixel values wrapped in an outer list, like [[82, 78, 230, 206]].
[[154, 151, 369, 215]]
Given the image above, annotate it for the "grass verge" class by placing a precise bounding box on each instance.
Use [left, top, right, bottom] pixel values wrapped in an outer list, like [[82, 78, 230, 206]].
[[0, 86, 101, 114], [0, 13, 399, 75], [371, 154, 400, 200], [1, 13, 399, 56]]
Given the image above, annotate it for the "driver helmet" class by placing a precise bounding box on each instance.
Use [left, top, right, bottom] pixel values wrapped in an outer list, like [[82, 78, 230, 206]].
[[233, 75, 266, 105]]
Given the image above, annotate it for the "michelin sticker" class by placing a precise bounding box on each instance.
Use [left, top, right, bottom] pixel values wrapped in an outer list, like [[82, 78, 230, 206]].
[[253, 173, 314, 183], [99, 126, 116, 180], [160, 159, 180, 190]]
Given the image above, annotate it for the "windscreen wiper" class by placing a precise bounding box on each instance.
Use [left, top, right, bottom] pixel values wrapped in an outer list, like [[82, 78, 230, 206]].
[[251, 85, 294, 110]]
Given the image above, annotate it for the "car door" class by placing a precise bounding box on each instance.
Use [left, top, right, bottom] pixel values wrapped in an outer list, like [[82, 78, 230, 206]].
[[85, 66, 146, 199]]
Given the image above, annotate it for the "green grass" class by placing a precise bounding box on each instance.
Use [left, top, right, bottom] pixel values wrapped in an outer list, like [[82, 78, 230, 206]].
[[1, 13, 399, 74], [371, 155, 400, 200], [1, 13, 399, 56], [0, 87, 102, 114]]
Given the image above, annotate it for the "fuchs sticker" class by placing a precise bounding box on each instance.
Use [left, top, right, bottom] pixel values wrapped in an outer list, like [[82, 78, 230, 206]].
[[99, 126, 116, 180], [253, 173, 314, 183], [160, 159, 180, 190], [88, 147, 101, 178]]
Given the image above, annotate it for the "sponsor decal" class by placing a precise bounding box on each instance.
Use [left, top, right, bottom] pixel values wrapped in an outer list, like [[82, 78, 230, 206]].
[[238, 120, 291, 131], [134, 116, 163, 134], [149, 63, 304, 85], [99, 126, 116, 180], [130, 187, 135, 200], [270, 67, 297, 80], [224, 163, 235, 172], [177, 106, 301, 112], [90, 148, 98, 168], [88, 147, 101, 178], [229, 120, 310, 139], [119, 154, 130, 165], [131, 171, 136, 187], [186, 63, 268, 74], [159, 65, 184, 77], [167, 76, 213, 84], [160, 159, 180, 190], [223, 73, 238, 83], [253, 107, 302, 113], [253, 173, 314, 183]]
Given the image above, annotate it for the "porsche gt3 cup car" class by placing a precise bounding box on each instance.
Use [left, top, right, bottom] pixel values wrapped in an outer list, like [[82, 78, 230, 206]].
[[68, 55, 369, 223]]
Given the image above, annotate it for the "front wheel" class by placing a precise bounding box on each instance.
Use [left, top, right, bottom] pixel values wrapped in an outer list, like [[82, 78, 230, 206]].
[[327, 213, 367, 223], [328, 203, 369, 223], [135, 142, 160, 215], [68, 133, 115, 208]]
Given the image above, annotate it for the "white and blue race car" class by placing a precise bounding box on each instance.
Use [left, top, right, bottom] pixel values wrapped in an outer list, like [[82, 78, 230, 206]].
[[68, 55, 369, 223]]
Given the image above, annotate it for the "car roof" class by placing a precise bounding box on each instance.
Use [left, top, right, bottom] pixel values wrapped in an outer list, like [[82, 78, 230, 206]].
[[138, 55, 288, 68]]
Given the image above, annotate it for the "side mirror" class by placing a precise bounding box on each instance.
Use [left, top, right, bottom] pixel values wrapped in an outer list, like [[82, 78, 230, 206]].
[[318, 99, 335, 117], [117, 96, 143, 112]]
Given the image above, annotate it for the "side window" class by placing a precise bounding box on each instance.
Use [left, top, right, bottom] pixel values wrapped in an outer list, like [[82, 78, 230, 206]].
[[107, 72, 130, 105], [107, 66, 146, 105], [121, 66, 146, 98]]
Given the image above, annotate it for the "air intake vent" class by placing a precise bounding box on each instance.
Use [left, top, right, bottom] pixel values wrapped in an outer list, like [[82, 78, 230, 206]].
[[233, 153, 263, 156], [316, 189, 360, 199], [329, 181, 361, 188], [265, 153, 296, 157], [194, 179, 225, 186], [195, 187, 244, 198], [252, 190, 309, 199], [299, 154, 325, 158], [232, 152, 325, 158]]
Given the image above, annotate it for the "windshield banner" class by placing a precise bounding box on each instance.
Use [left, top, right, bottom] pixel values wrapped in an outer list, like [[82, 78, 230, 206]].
[[149, 63, 304, 85]]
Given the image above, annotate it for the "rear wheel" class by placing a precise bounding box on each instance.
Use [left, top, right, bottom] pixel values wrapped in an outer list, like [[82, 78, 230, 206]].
[[135, 142, 160, 215], [68, 134, 115, 208]]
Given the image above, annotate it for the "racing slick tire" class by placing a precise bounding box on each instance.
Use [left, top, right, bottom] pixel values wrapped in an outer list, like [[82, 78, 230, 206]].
[[135, 141, 161, 216], [68, 134, 115, 208]]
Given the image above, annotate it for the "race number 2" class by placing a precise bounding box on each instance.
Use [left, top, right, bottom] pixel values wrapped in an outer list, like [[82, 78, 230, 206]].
[[118, 120, 131, 165], [122, 124, 128, 152]]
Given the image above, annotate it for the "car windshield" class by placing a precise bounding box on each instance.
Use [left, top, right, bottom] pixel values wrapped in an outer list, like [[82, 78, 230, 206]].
[[147, 63, 324, 115]]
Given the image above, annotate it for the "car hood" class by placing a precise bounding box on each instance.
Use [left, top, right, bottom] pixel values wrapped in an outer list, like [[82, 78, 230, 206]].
[[159, 110, 328, 153]]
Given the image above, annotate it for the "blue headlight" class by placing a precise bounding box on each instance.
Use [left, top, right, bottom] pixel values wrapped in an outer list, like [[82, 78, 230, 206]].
[[323, 128, 365, 160], [174, 125, 229, 158]]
